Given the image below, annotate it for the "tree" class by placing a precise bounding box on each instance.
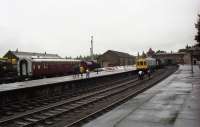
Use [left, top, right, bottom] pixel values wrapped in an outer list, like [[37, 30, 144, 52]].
[[146, 48, 155, 57], [65, 56, 72, 59], [195, 14, 200, 46], [75, 54, 101, 61], [142, 51, 146, 58], [156, 50, 166, 53]]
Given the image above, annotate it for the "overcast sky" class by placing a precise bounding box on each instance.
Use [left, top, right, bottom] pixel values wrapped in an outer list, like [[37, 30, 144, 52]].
[[0, 0, 200, 58]]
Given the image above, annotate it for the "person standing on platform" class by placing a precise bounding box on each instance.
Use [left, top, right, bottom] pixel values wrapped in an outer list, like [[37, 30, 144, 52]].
[[147, 69, 151, 79], [86, 68, 90, 78], [73, 66, 76, 78], [80, 66, 84, 77], [96, 68, 99, 74], [138, 70, 143, 80], [76, 66, 80, 78]]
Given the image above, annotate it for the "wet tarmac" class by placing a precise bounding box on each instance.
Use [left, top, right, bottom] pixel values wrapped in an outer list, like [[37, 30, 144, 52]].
[[83, 65, 200, 127]]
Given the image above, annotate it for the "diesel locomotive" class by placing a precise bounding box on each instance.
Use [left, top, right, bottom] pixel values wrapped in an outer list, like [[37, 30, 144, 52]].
[[136, 57, 157, 71]]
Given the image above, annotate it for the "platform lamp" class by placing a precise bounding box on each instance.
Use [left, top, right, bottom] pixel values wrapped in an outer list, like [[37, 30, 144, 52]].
[[188, 47, 193, 73], [90, 36, 94, 61]]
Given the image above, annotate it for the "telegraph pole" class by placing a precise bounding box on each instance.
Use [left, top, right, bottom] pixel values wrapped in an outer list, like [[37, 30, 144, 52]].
[[90, 36, 94, 61], [191, 50, 193, 74], [189, 47, 194, 74]]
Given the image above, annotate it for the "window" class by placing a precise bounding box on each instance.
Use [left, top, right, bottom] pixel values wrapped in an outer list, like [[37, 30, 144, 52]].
[[144, 61, 147, 65], [140, 61, 143, 65]]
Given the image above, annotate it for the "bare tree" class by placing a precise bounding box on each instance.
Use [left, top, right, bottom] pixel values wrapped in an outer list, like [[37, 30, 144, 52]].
[[195, 14, 200, 46]]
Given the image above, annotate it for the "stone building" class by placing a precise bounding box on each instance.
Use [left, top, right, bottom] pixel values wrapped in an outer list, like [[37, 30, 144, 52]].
[[187, 46, 200, 65], [3, 50, 61, 65], [97, 50, 135, 67], [154, 53, 185, 64], [153, 50, 200, 65]]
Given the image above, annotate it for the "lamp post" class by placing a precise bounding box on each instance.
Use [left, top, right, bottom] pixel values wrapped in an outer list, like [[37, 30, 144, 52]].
[[90, 36, 94, 61], [191, 50, 193, 73], [188, 48, 194, 74]]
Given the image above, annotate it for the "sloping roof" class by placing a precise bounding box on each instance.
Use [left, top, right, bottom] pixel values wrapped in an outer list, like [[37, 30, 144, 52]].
[[5, 51, 61, 59], [31, 58, 80, 62], [106, 50, 135, 58], [155, 52, 186, 56], [147, 48, 155, 56]]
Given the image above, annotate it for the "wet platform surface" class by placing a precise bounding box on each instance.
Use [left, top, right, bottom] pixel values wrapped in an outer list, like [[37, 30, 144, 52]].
[[0, 66, 135, 92], [83, 65, 200, 127]]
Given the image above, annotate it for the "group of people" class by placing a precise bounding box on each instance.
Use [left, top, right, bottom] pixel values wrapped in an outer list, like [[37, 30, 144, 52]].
[[138, 69, 151, 80], [73, 66, 90, 78]]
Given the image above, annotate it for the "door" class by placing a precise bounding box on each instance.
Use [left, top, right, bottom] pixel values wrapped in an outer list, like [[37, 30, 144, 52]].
[[20, 60, 28, 76]]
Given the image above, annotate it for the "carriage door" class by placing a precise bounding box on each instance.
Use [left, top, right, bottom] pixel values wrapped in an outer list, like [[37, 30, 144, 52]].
[[20, 60, 28, 76]]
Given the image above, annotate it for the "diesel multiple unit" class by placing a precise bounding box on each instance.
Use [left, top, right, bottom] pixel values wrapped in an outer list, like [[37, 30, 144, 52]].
[[136, 57, 157, 71]]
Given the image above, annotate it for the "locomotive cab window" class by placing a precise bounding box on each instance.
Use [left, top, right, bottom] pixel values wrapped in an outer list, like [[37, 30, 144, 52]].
[[144, 61, 147, 65], [140, 61, 143, 65]]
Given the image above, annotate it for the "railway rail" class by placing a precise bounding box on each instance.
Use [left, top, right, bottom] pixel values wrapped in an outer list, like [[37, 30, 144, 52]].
[[0, 66, 177, 127], [0, 75, 137, 125]]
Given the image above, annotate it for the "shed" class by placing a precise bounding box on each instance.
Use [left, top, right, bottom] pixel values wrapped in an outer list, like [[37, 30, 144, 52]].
[[97, 50, 135, 67], [3, 50, 61, 64]]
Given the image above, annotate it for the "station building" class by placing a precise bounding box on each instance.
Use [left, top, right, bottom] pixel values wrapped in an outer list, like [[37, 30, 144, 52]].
[[153, 47, 200, 65], [154, 53, 185, 64], [97, 50, 135, 67], [3, 50, 61, 69], [4, 50, 61, 62]]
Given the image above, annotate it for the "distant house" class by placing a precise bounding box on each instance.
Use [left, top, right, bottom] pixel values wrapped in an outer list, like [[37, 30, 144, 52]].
[[97, 50, 135, 67], [187, 46, 200, 64], [154, 46, 200, 65], [146, 48, 155, 57], [154, 53, 185, 64], [3, 50, 61, 64]]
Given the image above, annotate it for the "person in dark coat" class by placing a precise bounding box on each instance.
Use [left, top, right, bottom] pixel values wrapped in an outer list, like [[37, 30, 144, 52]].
[[138, 70, 143, 80], [86, 68, 90, 78], [73, 66, 80, 78], [147, 69, 151, 79]]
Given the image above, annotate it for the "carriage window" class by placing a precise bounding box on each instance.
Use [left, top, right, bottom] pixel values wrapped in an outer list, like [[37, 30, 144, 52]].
[[43, 64, 48, 69], [140, 61, 143, 65], [45, 64, 48, 69]]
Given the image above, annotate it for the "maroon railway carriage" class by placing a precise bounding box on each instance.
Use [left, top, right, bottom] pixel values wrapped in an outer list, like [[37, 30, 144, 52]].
[[17, 58, 80, 77]]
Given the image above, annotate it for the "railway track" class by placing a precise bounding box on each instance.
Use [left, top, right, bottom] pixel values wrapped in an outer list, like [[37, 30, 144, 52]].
[[0, 66, 177, 127], [0, 75, 137, 125]]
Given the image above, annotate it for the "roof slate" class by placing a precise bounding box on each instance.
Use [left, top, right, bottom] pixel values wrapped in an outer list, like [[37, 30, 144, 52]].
[[9, 51, 61, 59], [107, 50, 135, 58]]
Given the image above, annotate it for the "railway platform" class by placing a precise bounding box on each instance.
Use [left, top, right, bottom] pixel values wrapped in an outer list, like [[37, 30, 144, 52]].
[[83, 65, 200, 127], [0, 66, 136, 106], [0, 66, 135, 92]]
